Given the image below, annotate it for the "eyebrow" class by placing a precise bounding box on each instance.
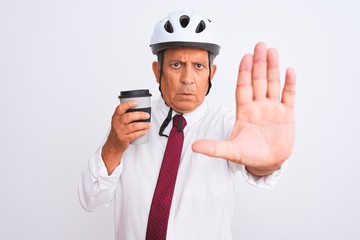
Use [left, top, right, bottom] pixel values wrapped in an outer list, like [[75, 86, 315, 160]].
[[168, 58, 208, 64]]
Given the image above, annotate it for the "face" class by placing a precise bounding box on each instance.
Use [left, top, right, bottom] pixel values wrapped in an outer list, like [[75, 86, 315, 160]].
[[152, 48, 217, 113]]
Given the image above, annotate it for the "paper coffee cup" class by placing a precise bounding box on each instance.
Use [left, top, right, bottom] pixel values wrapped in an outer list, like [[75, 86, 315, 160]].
[[118, 89, 152, 144]]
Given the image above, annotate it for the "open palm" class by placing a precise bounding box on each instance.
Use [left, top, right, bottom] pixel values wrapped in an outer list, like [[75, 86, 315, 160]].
[[192, 42, 296, 175]]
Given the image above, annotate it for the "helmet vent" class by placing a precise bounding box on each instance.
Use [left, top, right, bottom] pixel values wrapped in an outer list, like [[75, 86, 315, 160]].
[[179, 15, 190, 28], [164, 20, 174, 33], [195, 20, 206, 33]]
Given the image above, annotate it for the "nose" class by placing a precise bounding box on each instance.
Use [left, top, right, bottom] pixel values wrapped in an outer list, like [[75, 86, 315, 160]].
[[180, 65, 195, 85]]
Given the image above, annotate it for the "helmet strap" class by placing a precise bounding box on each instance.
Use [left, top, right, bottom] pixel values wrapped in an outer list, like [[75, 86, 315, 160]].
[[159, 107, 173, 138], [206, 52, 213, 95], [156, 51, 165, 98]]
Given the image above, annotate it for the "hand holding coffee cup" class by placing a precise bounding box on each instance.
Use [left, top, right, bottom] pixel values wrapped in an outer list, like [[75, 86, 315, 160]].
[[118, 89, 152, 144]]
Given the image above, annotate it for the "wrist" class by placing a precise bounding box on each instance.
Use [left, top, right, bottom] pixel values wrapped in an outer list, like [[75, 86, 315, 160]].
[[101, 141, 124, 175], [245, 165, 280, 176]]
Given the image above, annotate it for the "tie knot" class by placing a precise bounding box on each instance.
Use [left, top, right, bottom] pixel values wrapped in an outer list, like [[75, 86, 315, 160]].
[[173, 115, 187, 132]]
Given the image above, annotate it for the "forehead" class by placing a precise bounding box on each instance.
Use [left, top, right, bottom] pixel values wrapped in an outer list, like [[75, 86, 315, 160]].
[[163, 48, 208, 61]]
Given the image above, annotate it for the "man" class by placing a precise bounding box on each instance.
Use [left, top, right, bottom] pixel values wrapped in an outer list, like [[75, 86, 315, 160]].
[[79, 10, 296, 240]]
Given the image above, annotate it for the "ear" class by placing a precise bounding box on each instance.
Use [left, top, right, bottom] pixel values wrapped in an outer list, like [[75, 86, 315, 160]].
[[152, 61, 160, 83], [210, 64, 217, 81]]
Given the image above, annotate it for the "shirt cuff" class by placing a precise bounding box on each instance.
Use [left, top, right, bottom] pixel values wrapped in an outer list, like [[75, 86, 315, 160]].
[[88, 146, 123, 190], [239, 162, 287, 190]]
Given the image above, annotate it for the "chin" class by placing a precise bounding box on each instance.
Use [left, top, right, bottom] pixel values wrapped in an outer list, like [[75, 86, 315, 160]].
[[172, 102, 199, 114]]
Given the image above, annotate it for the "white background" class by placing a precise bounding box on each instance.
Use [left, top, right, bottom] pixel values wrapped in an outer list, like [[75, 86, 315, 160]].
[[1, 0, 360, 239]]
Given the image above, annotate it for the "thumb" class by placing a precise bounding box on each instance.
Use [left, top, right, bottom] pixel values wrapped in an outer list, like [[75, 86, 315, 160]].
[[192, 139, 238, 161]]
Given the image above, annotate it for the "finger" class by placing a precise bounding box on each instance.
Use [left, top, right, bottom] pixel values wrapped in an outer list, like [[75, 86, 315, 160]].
[[192, 139, 241, 162], [281, 68, 296, 108], [252, 42, 268, 100], [114, 101, 138, 117], [125, 121, 151, 133], [112, 121, 151, 146], [126, 129, 150, 143], [113, 101, 150, 125], [236, 54, 253, 105], [123, 111, 151, 125], [266, 48, 281, 100]]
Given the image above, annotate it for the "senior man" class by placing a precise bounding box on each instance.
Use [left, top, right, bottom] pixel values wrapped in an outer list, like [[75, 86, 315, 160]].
[[79, 10, 296, 240]]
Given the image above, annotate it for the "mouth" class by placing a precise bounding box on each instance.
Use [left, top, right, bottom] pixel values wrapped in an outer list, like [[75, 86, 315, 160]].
[[177, 93, 195, 99], [177, 91, 195, 96]]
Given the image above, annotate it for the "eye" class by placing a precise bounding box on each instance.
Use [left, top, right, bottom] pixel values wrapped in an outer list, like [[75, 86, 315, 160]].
[[171, 62, 182, 69], [195, 63, 205, 69]]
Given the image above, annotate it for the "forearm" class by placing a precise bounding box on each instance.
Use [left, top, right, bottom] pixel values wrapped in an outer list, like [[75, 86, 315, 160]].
[[101, 140, 124, 175], [78, 148, 122, 211], [78, 167, 117, 211]]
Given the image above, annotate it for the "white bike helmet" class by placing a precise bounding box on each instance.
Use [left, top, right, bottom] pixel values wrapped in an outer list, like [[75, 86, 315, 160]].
[[150, 10, 221, 56]]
